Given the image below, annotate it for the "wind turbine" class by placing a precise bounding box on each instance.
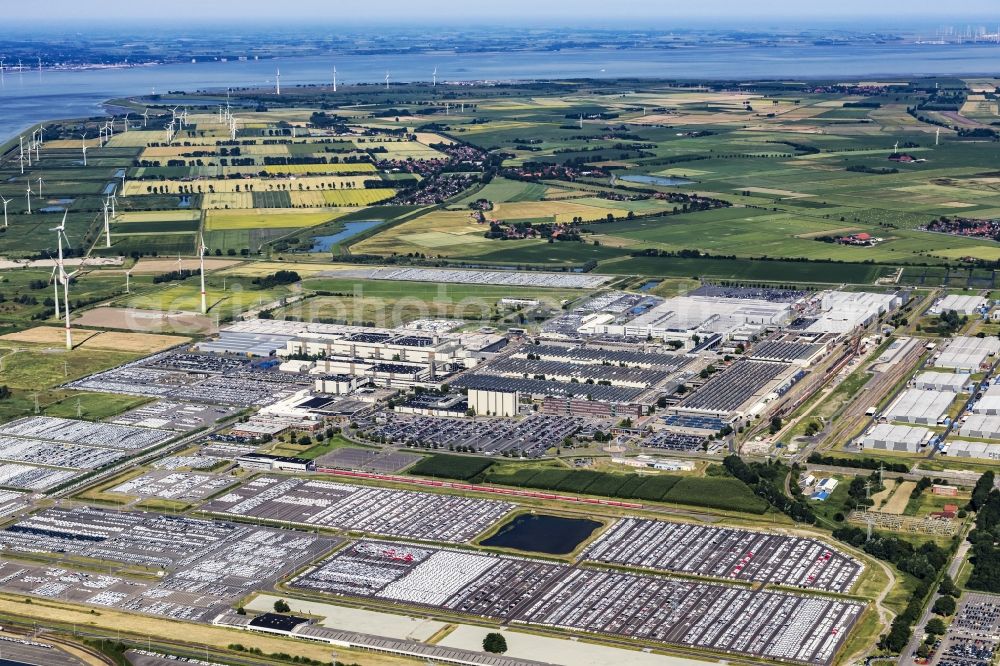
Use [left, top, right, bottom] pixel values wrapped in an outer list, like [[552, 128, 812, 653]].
[[332, 65, 337, 92], [110, 188, 117, 218], [385, 71, 390, 89], [103, 197, 111, 248], [36, 177, 44, 198], [275, 68, 281, 95], [24, 180, 31, 215], [122, 112, 130, 133], [433, 66, 437, 87], [142, 108, 149, 127], [50, 213, 70, 321], [59, 255, 81, 352], [0, 195, 9, 228], [48, 263, 61, 319], [198, 232, 207, 314]]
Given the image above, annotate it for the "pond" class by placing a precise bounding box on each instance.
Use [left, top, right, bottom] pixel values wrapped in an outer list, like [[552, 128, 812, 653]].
[[480, 513, 601, 555], [619, 174, 694, 187], [310, 220, 383, 252]]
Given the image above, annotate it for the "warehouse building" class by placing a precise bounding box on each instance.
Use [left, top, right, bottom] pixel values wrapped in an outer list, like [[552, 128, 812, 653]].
[[862, 423, 933, 453], [959, 413, 1000, 440], [946, 439, 1000, 461], [883, 389, 955, 425], [972, 384, 1000, 415], [935, 336, 1000, 372], [933, 294, 987, 315], [913, 371, 970, 393]]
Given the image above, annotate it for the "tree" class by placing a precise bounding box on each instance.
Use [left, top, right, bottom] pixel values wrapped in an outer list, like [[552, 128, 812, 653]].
[[939, 575, 960, 598], [273, 599, 291, 613], [932, 595, 956, 616], [483, 632, 507, 654], [925, 618, 947, 635]]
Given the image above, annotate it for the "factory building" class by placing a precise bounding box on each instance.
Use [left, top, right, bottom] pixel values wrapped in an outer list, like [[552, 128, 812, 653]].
[[468, 389, 519, 417]]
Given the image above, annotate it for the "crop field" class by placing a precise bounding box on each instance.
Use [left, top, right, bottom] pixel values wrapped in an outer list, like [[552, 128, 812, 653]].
[[205, 208, 351, 231], [408, 454, 492, 480], [480, 464, 769, 513], [261, 163, 377, 175]]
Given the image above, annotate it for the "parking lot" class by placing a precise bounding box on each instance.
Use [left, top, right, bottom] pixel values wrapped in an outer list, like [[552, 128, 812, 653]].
[[0, 463, 76, 490], [202, 476, 514, 542], [329, 267, 610, 289], [583, 518, 863, 593], [112, 400, 236, 431], [316, 447, 422, 474], [291, 539, 861, 666], [355, 413, 579, 458], [0, 416, 174, 451], [0, 506, 336, 622], [66, 352, 308, 407], [109, 470, 235, 501], [936, 593, 1000, 665], [520, 567, 860, 666]]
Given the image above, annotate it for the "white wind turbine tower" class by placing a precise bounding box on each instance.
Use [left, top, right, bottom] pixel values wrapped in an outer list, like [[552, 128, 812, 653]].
[[433, 67, 437, 87], [332, 65, 337, 92], [50, 212, 70, 321], [36, 177, 43, 198], [198, 233, 207, 314], [48, 263, 60, 319], [110, 188, 117, 218], [124, 267, 132, 294], [103, 196, 111, 248], [18, 136, 24, 174], [275, 68, 281, 95], [24, 180, 31, 215], [142, 108, 149, 127], [385, 71, 390, 89], [0, 195, 9, 228], [59, 252, 81, 352], [122, 112, 130, 133]]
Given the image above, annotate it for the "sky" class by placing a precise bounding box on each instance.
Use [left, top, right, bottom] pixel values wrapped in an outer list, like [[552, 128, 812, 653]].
[[9, 0, 1000, 23]]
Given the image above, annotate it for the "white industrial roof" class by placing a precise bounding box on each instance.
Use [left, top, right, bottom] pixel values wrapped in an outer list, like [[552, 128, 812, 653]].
[[937, 294, 986, 315], [959, 413, 1000, 439], [884, 389, 954, 423], [864, 423, 932, 447], [936, 336, 1000, 371], [914, 371, 969, 392], [948, 439, 1000, 461]]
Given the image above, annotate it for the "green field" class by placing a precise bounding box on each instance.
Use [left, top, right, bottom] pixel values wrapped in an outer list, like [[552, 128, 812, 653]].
[[481, 464, 768, 513]]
